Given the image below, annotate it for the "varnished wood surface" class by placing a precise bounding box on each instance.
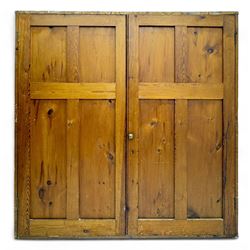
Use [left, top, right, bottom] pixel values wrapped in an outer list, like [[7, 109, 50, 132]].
[[186, 27, 223, 83], [30, 82, 116, 99], [79, 100, 115, 218], [30, 100, 67, 218], [187, 100, 223, 218], [16, 14, 31, 237], [138, 83, 223, 99], [127, 13, 237, 238], [30, 219, 116, 237], [66, 26, 80, 219], [16, 12, 237, 239], [174, 26, 188, 220], [138, 219, 224, 236], [139, 100, 174, 218], [79, 27, 115, 82], [139, 27, 174, 82], [223, 15, 237, 236], [16, 13, 126, 238]]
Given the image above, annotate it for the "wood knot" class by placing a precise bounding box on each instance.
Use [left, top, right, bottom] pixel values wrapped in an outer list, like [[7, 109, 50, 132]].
[[38, 187, 45, 200], [49, 201, 53, 206], [67, 120, 73, 127], [47, 108, 54, 116], [216, 143, 222, 151], [207, 48, 214, 54], [107, 152, 114, 161], [47, 180, 52, 185], [83, 229, 90, 233], [150, 119, 158, 127]]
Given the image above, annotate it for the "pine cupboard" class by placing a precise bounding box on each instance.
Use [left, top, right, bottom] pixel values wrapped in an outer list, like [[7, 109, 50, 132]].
[[15, 12, 238, 239]]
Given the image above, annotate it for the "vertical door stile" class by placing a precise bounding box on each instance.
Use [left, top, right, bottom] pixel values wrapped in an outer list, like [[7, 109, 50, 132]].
[[174, 26, 188, 220], [16, 13, 31, 237], [223, 15, 237, 236], [115, 17, 126, 235], [66, 26, 80, 219], [127, 14, 139, 236]]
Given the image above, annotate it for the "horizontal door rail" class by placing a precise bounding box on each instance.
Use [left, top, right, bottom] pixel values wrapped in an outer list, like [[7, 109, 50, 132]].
[[30, 14, 124, 26], [30, 219, 116, 237], [139, 82, 224, 99], [137, 15, 224, 27], [138, 219, 224, 236], [30, 82, 116, 99]]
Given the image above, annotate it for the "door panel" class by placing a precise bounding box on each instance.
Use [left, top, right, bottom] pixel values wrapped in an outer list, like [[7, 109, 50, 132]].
[[138, 100, 174, 218], [127, 14, 237, 237], [31, 27, 67, 82], [139, 27, 174, 82], [187, 100, 223, 218], [79, 100, 115, 219], [79, 27, 116, 82], [186, 27, 223, 83], [30, 100, 67, 218], [16, 14, 126, 238]]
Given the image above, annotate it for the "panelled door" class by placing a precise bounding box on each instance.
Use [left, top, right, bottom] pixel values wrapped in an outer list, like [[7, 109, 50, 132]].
[[16, 14, 126, 238], [16, 12, 237, 239], [127, 14, 237, 238]]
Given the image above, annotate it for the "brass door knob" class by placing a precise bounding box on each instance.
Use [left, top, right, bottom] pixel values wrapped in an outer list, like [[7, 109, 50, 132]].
[[128, 133, 134, 140]]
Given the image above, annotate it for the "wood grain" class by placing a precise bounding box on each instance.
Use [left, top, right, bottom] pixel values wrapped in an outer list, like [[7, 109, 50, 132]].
[[30, 14, 123, 26], [187, 101, 223, 218], [139, 100, 174, 218], [174, 26, 188, 220], [186, 27, 223, 83], [30, 27, 66, 82], [127, 14, 139, 235], [30, 219, 116, 237], [66, 26, 80, 219], [223, 15, 237, 237], [30, 100, 67, 218], [137, 15, 224, 26], [79, 100, 115, 219], [16, 12, 237, 239], [138, 219, 224, 236], [175, 100, 188, 219], [30, 82, 116, 99], [138, 83, 223, 99], [79, 27, 115, 82], [139, 27, 174, 82], [115, 17, 126, 234], [16, 13, 31, 237]]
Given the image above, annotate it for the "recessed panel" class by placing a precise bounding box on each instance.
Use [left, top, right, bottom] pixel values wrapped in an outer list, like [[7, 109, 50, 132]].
[[31, 27, 67, 82], [187, 100, 223, 218], [30, 100, 67, 218], [79, 100, 115, 218], [138, 100, 174, 218], [79, 27, 116, 82], [187, 28, 222, 83], [139, 27, 174, 82]]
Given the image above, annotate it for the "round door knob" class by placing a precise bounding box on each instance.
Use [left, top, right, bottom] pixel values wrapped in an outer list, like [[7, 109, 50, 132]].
[[128, 133, 134, 140]]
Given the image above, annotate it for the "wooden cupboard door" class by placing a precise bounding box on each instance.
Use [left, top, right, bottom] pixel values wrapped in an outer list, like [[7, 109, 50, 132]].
[[127, 14, 237, 237], [16, 14, 126, 238]]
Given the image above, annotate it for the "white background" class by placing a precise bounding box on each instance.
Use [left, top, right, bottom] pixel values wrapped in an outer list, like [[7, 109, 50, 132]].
[[0, 0, 249, 249]]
